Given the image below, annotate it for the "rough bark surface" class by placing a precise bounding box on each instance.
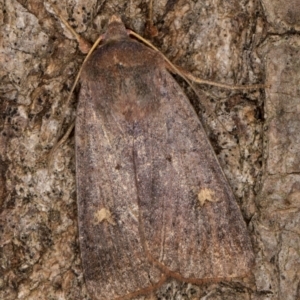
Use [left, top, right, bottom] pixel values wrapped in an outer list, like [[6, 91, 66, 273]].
[[0, 0, 298, 299]]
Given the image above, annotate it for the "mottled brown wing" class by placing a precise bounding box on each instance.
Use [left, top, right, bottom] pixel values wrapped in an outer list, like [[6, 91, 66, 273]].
[[132, 69, 254, 281], [75, 38, 253, 300]]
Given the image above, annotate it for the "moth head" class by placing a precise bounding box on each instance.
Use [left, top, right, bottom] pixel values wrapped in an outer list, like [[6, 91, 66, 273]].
[[104, 15, 129, 42]]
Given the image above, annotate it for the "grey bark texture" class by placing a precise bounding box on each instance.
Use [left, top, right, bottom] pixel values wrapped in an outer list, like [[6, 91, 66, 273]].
[[0, 0, 299, 299]]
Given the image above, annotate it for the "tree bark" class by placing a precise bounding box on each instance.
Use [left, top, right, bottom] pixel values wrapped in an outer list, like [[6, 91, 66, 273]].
[[0, 0, 299, 299]]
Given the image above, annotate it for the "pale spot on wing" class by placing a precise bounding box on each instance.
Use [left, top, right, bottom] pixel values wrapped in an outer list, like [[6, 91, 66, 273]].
[[94, 208, 116, 225], [197, 188, 218, 206]]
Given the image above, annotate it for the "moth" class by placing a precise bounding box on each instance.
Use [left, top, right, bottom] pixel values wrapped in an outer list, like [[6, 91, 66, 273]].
[[71, 15, 255, 300], [45, 2, 254, 300]]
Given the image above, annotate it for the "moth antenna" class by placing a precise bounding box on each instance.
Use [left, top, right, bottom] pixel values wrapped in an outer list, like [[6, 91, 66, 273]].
[[47, 2, 91, 54], [179, 69, 268, 90], [129, 30, 267, 90], [48, 31, 104, 166]]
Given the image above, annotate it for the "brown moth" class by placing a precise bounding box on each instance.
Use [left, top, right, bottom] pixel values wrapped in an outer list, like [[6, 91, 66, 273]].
[[74, 15, 254, 300]]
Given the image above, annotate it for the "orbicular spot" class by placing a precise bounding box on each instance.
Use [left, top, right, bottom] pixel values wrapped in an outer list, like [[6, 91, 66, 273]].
[[94, 208, 116, 225], [197, 188, 218, 207]]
